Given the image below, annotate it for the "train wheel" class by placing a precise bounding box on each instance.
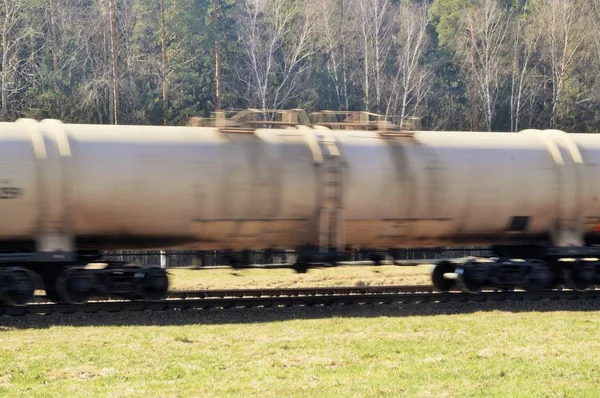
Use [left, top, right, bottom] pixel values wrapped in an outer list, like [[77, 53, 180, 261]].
[[523, 260, 552, 292], [0, 268, 36, 306], [565, 260, 595, 292], [455, 263, 486, 294], [431, 261, 456, 292], [293, 262, 310, 274], [368, 252, 386, 265], [594, 261, 600, 286], [135, 268, 169, 300], [56, 268, 97, 304]]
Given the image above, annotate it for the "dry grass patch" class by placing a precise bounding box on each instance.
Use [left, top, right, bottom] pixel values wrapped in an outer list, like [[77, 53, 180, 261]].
[[48, 366, 117, 381], [168, 264, 432, 291]]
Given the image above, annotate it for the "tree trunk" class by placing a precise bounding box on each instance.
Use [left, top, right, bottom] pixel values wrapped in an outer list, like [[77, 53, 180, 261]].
[[361, 17, 370, 112], [215, 43, 222, 112], [108, 0, 119, 125], [374, 18, 381, 113], [49, 0, 58, 71], [469, 28, 477, 131], [340, 0, 348, 111], [160, 0, 168, 124], [1, 22, 7, 120], [213, 1, 222, 111]]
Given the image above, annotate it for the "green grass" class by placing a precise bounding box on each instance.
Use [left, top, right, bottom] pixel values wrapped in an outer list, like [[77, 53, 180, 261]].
[[167, 264, 432, 291], [1, 300, 600, 397]]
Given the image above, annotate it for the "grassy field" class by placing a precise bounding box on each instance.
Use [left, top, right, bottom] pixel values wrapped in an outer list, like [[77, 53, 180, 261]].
[[167, 264, 432, 291], [2, 266, 600, 397], [2, 301, 600, 397]]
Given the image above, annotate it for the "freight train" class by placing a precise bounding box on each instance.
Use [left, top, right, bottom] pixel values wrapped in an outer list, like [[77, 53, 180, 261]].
[[0, 109, 599, 305]]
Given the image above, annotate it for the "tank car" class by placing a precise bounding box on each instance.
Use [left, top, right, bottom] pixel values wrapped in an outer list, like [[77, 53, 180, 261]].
[[0, 117, 599, 305]]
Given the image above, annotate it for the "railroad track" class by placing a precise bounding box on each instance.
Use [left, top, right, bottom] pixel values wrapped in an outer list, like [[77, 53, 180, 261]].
[[23, 285, 436, 303], [2, 285, 600, 316]]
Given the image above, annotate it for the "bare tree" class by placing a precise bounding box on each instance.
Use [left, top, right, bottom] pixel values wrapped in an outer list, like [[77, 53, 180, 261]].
[[235, 0, 316, 112], [355, 0, 396, 112], [456, 0, 510, 131], [339, 0, 349, 112], [508, 11, 541, 132], [533, 0, 588, 127], [212, 0, 222, 112], [73, 0, 123, 124], [75, 2, 113, 124], [313, 0, 350, 111], [159, 0, 168, 122], [385, 1, 431, 124], [73, 0, 140, 124], [0, 0, 40, 119], [590, 0, 600, 61], [37, 0, 88, 120], [584, 0, 600, 128], [107, 0, 119, 124]]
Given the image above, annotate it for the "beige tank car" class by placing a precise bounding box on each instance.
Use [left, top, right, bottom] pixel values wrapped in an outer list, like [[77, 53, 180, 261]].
[[0, 113, 599, 304]]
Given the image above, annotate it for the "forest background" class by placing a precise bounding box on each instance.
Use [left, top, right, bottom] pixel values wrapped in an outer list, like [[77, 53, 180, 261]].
[[1, 0, 599, 132]]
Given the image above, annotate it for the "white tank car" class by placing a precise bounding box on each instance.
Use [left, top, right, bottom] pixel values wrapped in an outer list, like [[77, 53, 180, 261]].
[[0, 118, 599, 305], [339, 128, 595, 248]]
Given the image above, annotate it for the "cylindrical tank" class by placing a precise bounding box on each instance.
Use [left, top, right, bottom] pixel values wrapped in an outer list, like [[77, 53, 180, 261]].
[[337, 127, 600, 249], [0, 119, 598, 253], [2, 120, 326, 251]]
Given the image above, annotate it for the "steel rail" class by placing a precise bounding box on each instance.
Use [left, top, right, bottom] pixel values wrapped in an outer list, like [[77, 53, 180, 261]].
[[27, 284, 436, 303], [5, 288, 600, 316], [165, 284, 436, 298]]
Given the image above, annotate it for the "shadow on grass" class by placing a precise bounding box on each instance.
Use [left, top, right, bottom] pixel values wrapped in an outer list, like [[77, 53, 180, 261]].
[[2, 299, 600, 330]]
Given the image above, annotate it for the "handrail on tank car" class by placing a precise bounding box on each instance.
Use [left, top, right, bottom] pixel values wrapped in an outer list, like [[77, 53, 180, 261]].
[[188, 108, 421, 135], [188, 108, 312, 130]]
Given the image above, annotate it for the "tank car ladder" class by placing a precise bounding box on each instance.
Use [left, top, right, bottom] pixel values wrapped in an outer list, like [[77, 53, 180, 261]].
[[317, 133, 345, 255]]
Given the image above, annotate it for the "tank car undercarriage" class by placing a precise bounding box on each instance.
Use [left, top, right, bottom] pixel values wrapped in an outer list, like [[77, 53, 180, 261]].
[[2, 245, 600, 306], [0, 252, 168, 306], [431, 245, 600, 293]]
